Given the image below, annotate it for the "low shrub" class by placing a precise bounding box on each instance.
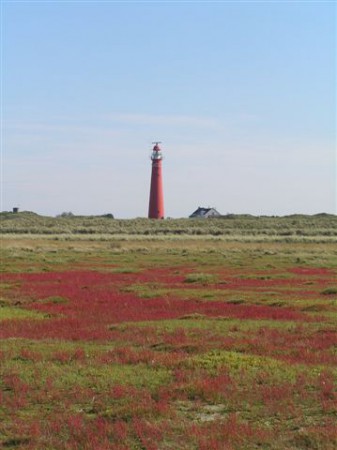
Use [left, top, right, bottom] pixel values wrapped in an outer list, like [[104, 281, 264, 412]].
[[321, 287, 337, 296], [184, 273, 218, 284]]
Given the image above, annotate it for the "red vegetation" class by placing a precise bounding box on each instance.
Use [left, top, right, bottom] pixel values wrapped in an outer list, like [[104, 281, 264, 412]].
[[0, 270, 318, 341], [1, 263, 336, 449]]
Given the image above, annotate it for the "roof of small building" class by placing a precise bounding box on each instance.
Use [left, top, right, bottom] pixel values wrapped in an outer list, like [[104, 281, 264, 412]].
[[189, 207, 221, 218]]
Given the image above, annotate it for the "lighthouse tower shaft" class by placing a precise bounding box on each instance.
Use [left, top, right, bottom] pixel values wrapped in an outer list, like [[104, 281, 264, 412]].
[[148, 143, 164, 219]]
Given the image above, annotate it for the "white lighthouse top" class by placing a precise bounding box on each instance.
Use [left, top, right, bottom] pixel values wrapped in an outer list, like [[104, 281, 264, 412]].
[[151, 142, 163, 160]]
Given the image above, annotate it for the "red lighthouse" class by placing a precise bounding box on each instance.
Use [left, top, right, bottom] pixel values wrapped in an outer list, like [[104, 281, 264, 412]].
[[148, 142, 165, 219]]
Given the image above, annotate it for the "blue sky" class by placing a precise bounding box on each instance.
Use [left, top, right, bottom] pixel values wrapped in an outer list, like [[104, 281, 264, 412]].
[[2, 1, 336, 217]]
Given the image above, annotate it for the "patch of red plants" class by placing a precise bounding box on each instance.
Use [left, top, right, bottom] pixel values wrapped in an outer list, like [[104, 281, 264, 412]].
[[0, 270, 315, 341], [289, 267, 335, 276]]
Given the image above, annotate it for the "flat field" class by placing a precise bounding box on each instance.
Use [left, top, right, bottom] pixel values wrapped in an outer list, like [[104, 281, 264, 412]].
[[1, 216, 337, 449]]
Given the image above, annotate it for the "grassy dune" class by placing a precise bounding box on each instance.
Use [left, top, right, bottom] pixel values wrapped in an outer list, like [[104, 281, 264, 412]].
[[1, 211, 336, 241]]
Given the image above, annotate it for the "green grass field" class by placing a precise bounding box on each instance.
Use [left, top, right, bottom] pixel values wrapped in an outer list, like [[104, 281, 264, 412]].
[[1, 215, 336, 449]]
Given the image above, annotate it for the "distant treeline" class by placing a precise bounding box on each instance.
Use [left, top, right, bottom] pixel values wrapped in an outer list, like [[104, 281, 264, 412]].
[[0, 211, 336, 241]]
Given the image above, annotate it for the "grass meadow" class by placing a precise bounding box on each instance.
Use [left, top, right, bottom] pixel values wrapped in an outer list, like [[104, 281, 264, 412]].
[[1, 214, 337, 449]]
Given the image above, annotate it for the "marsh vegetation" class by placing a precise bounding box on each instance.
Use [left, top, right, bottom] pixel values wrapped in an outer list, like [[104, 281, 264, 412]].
[[0, 220, 336, 449]]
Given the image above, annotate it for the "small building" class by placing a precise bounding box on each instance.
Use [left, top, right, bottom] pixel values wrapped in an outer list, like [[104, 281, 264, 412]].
[[13, 207, 19, 214], [189, 207, 221, 218]]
